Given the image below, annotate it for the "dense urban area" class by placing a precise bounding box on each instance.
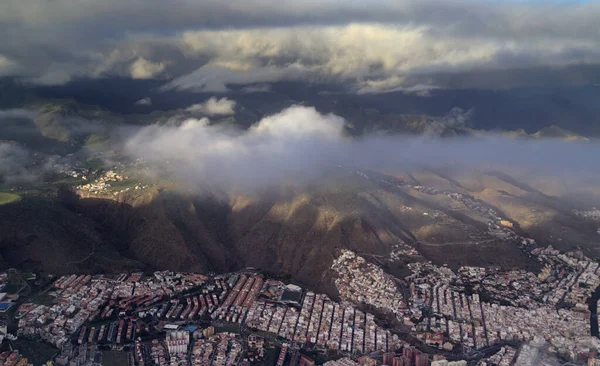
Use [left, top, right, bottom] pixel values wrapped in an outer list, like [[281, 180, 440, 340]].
[[2, 241, 600, 366]]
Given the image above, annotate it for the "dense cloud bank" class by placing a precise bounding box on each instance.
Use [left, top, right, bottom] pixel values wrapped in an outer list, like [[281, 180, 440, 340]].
[[1, 103, 599, 193], [0, 1, 599, 91], [123, 106, 600, 193]]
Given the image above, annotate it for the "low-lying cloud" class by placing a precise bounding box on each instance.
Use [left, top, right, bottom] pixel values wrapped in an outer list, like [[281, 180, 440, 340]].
[[123, 105, 600, 194], [0, 109, 37, 120], [134, 97, 152, 106], [185, 97, 237, 116], [0, 143, 41, 184]]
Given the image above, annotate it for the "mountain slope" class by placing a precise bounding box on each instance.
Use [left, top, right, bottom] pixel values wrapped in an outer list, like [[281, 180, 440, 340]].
[[3, 166, 599, 296]]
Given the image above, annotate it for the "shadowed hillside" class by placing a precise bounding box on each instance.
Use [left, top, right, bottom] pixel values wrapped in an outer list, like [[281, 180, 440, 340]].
[[3, 169, 578, 294]]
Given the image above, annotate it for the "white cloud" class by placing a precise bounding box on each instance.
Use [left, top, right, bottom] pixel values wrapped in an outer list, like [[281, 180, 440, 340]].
[[123, 105, 600, 194], [134, 97, 152, 106], [355, 82, 439, 96], [240, 84, 272, 93], [0, 109, 37, 119], [165, 64, 310, 92], [0, 142, 41, 184], [0, 55, 18, 76], [185, 97, 237, 116], [26, 69, 72, 85], [166, 23, 600, 92], [124, 106, 347, 192], [130, 57, 165, 79]]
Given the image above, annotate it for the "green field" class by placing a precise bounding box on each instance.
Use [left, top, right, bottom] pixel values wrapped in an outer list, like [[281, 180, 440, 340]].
[[0, 193, 20, 205]]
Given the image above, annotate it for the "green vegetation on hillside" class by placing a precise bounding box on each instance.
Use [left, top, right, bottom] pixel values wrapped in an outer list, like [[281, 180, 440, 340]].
[[0, 193, 20, 205], [7, 339, 56, 365], [84, 157, 106, 171]]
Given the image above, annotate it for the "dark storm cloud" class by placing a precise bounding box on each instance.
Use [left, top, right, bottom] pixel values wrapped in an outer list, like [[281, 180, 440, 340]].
[[0, 0, 599, 91], [3, 0, 599, 38]]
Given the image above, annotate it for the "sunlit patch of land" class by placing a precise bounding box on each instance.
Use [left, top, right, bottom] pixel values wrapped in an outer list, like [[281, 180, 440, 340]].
[[0, 192, 20, 205]]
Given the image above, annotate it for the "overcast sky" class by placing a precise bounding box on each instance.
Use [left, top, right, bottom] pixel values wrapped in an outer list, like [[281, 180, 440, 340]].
[[0, 0, 599, 92]]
